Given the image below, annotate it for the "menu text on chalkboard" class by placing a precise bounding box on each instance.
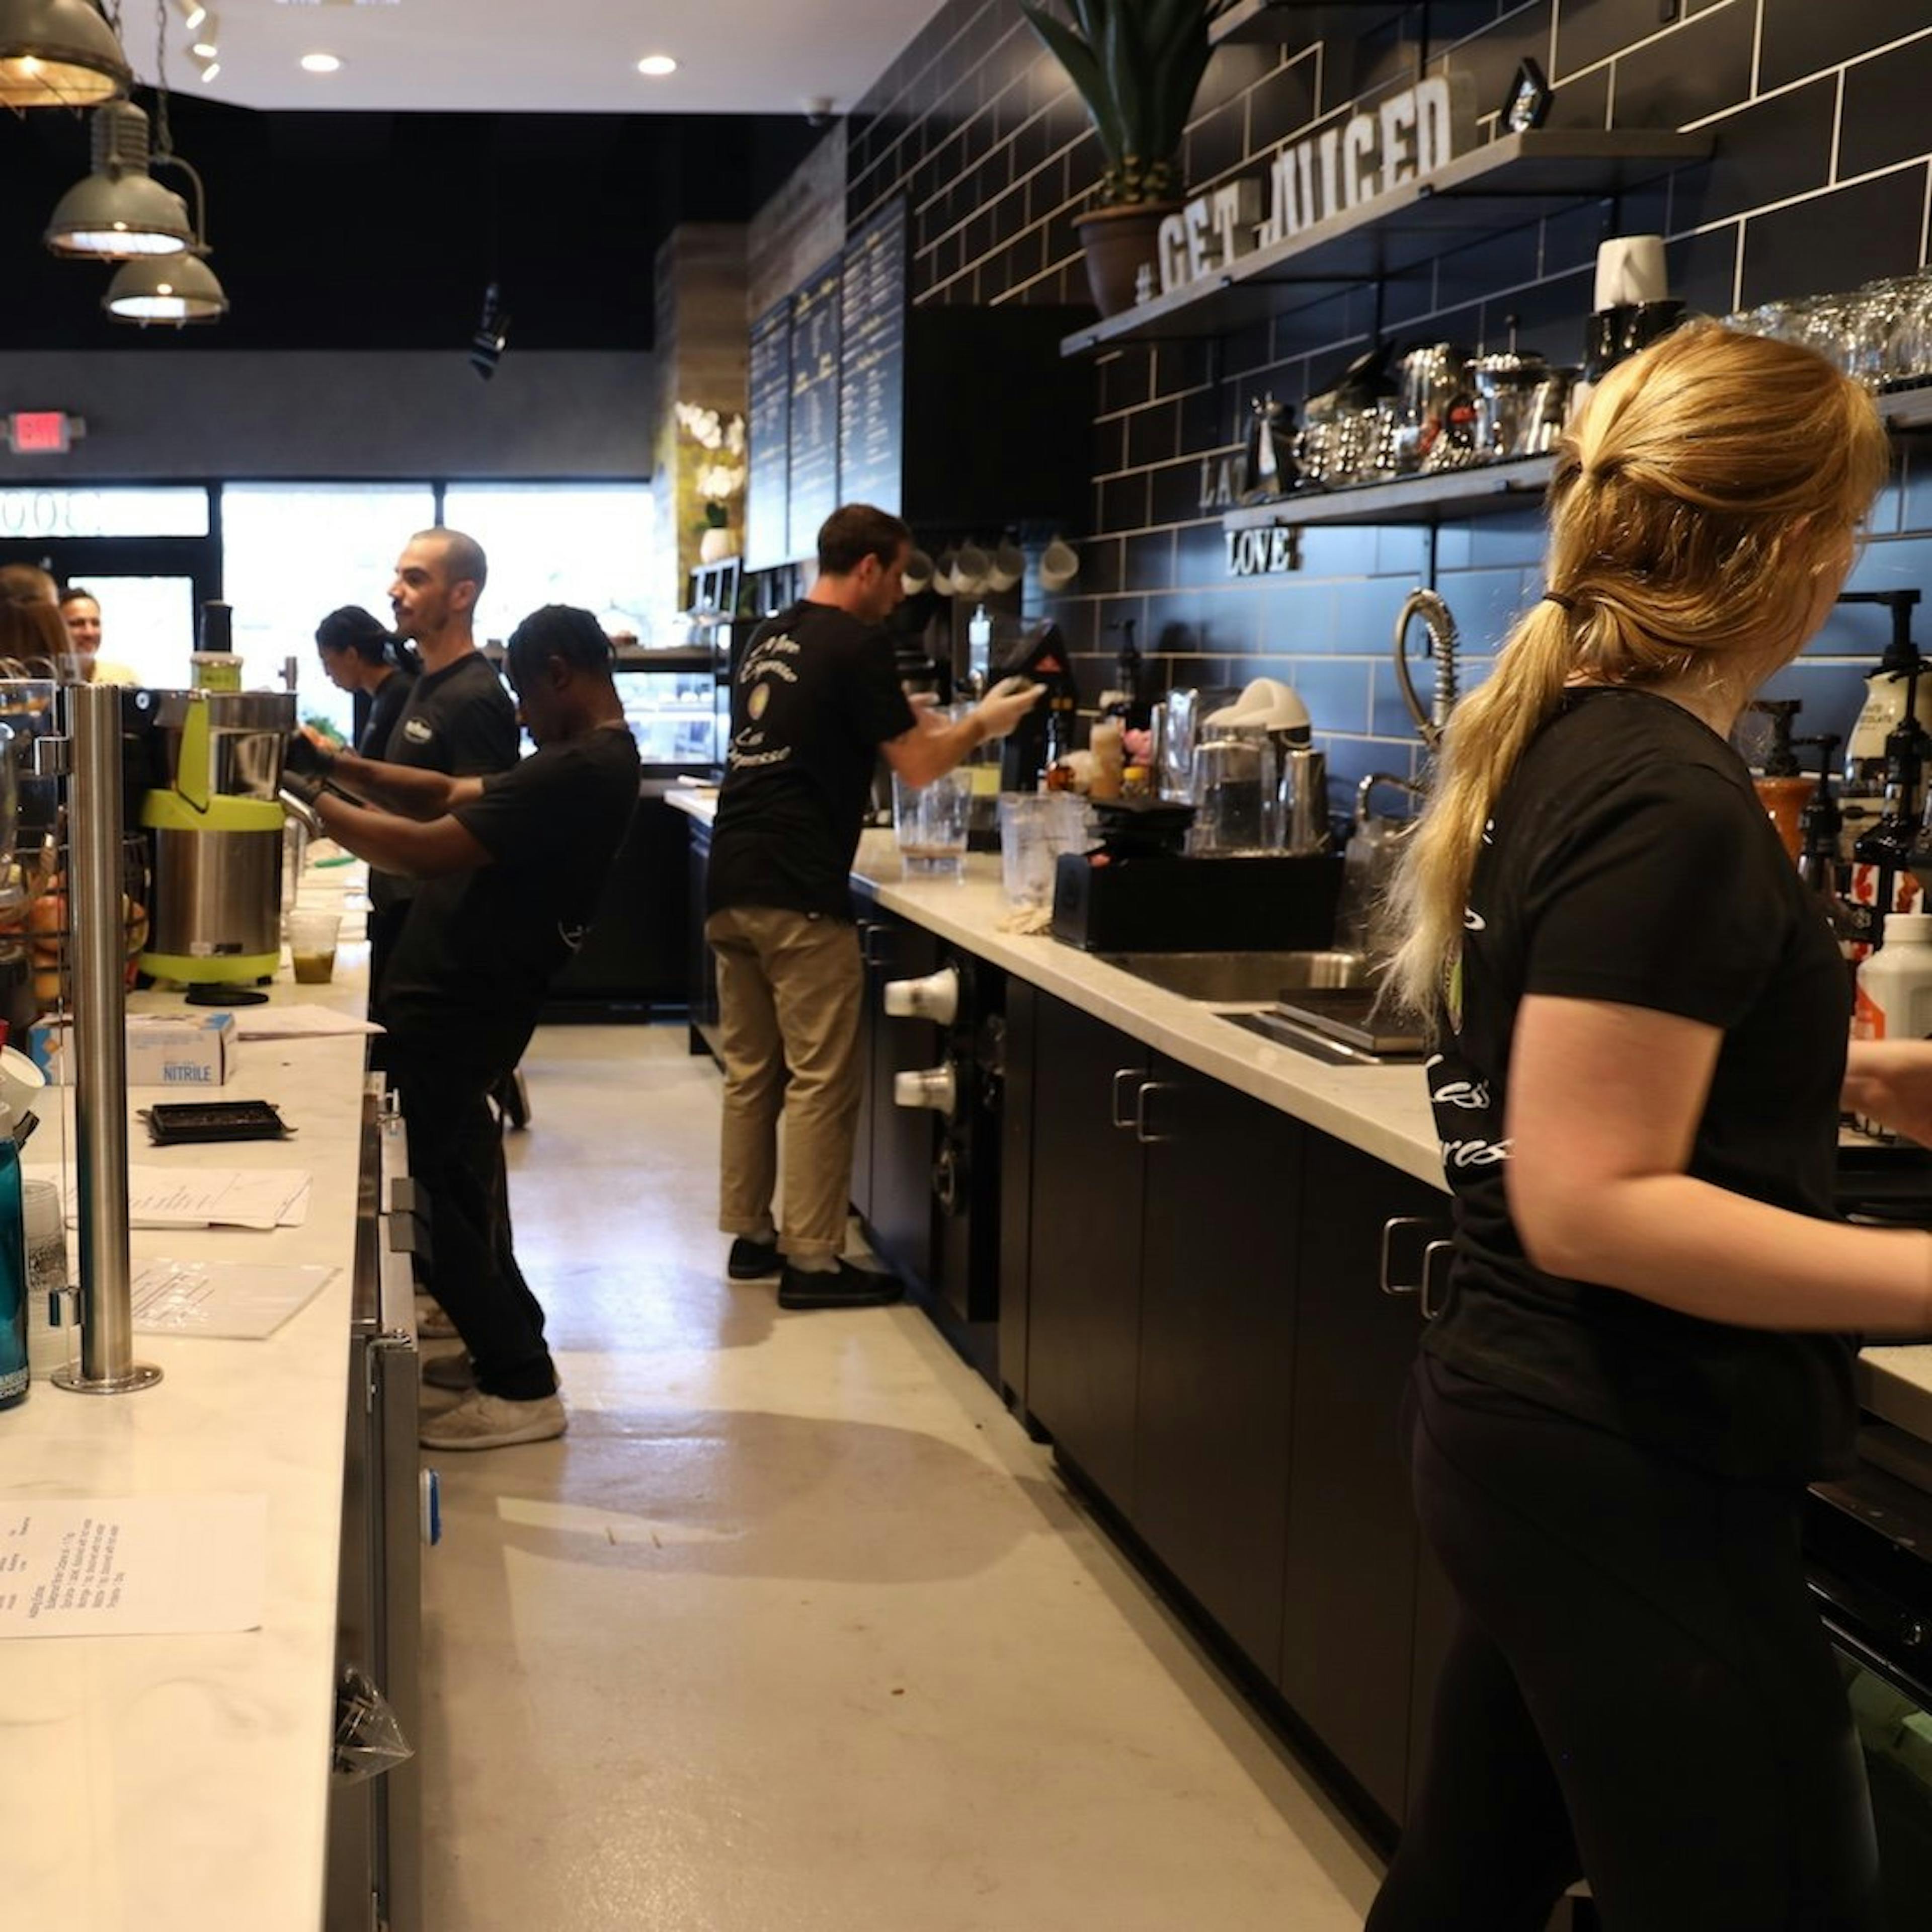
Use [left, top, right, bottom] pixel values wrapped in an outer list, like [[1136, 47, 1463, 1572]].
[[746, 302, 791, 571], [837, 202, 908, 517], [785, 257, 844, 560]]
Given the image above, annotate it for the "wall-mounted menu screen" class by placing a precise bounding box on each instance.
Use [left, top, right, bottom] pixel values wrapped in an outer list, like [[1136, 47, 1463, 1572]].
[[746, 300, 790, 571], [785, 257, 843, 561], [837, 200, 907, 518]]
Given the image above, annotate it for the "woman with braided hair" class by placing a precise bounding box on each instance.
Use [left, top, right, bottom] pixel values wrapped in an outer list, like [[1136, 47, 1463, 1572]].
[[1367, 323, 1908, 1929]]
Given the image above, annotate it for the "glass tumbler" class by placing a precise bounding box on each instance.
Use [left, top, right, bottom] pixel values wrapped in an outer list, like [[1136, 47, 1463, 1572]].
[[893, 770, 970, 879], [998, 793, 1060, 908]]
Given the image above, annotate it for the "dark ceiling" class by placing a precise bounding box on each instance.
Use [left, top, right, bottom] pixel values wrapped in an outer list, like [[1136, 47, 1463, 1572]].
[[0, 101, 822, 353]]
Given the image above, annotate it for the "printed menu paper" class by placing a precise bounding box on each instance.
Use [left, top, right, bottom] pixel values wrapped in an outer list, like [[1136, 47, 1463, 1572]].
[[131, 1259, 336, 1340], [25, 1165, 312, 1231], [0, 1495, 266, 1638]]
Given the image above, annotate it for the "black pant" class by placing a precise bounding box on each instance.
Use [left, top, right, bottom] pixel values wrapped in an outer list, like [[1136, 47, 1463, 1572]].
[[393, 1050, 555, 1401], [1368, 1356, 1882, 1932]]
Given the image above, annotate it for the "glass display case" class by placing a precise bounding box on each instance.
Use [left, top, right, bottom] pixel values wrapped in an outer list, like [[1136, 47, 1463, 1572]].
[[614, 645, 722, 772]]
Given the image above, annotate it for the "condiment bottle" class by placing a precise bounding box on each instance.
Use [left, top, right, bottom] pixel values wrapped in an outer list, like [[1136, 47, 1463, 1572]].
[[1854, 913, 1932, 1042], [1089, 718, 1125, 800], [0, 1101, 28, 1408]]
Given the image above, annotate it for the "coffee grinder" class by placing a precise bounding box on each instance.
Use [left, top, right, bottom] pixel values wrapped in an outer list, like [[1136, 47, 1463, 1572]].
[[138, 686, 294, 985]]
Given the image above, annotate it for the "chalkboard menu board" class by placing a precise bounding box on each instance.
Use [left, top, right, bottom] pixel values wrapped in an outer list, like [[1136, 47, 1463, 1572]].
[[785, 257, 843, 560], [746, 302, 790, 571], [837, 201, 907, 516]]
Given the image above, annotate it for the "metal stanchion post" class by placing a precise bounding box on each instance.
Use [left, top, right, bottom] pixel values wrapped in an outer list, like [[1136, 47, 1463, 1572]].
[[52, 680, 160, 1395]]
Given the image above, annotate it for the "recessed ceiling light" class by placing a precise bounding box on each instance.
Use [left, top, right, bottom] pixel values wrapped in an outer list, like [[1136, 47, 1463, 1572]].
[[636, 54, 677, 77], [300, 52, 341, 73]]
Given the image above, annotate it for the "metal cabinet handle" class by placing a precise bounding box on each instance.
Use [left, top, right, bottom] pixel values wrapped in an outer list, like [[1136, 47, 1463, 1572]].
[[1380, 1215, 1435, 1296], [1134, 1080, 1179, 1145], [859, 922, 891, 967], [1110, 1067, 1140, 1130], [1420, 1239, 1454, 1321]]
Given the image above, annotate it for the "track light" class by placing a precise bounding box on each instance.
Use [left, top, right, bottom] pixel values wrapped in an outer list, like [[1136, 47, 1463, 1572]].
[[45, 101, 194, 259], [186, 8, 214, 59], [0, 0, 132, 109], [104, 248, 228, 326], [173, 0, 204, 29], [469, 281, 509, 381]]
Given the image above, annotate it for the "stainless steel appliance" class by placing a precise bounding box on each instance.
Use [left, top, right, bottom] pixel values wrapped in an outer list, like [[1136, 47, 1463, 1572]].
[[139, 688, 294, 986]]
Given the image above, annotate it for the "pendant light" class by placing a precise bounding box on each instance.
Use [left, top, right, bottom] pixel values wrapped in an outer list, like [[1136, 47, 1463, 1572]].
[[100, 0, 226, 325], [45, 99, 192, 258], [0, 0, 132, 108], [103, 244, 226, 324]]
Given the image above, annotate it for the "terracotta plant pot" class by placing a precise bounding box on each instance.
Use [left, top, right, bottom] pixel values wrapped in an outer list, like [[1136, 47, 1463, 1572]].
[[1075, 202, 1178, 318]]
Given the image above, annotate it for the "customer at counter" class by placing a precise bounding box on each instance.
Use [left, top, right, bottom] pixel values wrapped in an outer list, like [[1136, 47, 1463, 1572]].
[[705, 502, 1040, 1310], [0, 563, 55, 609], [289, 604, 639, 1450], [1367, 325, 1910, 1930], [56, 587, 138, 684], [314, 604, 418, 757]]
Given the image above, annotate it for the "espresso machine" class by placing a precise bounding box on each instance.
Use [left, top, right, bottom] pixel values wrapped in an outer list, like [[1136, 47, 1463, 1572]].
[[138, 688, 294, 985]]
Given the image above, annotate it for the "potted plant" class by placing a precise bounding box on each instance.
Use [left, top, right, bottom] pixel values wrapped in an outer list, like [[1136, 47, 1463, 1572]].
[[1020, 0, 1235, 316]]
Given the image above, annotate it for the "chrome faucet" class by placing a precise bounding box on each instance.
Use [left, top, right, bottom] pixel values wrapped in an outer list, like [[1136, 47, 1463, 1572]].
[[1394, 588, 1461, 750]]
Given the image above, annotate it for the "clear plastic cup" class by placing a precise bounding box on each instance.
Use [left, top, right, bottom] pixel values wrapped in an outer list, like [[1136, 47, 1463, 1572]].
[[893, 771, 970, 879], [999, 793, 1060, 907], [288, 908, 341, 984]]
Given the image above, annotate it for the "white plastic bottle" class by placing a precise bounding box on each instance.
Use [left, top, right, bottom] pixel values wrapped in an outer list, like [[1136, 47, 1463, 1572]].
[[1854, 912, 1932, 1040]]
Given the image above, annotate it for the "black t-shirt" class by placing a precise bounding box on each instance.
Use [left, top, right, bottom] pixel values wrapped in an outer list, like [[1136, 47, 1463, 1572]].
[[1421, 687, 1858, 1483], [357, 667, 416, 760], [379, 723, 640, 1072], [371, 652, 520, 919], [706, 600, 917, 921]]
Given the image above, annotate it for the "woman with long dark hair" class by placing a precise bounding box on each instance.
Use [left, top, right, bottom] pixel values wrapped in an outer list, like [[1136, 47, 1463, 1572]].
[[315, 604, 417, 758]]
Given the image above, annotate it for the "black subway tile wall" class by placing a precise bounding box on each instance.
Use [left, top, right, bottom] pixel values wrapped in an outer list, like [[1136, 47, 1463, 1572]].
[[832, 2, 1932, 799]]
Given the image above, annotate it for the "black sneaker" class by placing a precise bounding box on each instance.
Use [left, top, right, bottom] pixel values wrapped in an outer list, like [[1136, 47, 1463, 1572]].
[[727, 1236, 783, 1281], [777, 1258, 904, 1310]]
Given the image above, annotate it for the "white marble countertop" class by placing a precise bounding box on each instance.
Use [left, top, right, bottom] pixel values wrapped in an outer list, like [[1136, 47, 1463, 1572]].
[[673, 787, 1932, 1444], [0, 868, 374, 1931]]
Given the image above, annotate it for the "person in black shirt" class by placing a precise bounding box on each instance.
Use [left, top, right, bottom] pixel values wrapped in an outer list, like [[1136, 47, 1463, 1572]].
[[294, 605, 640, 1452], [365, 529, 520, 1021], [706, 503, 1039, 1310], [1363, 325, 1920, 1930], [314, 605, 417, 758]]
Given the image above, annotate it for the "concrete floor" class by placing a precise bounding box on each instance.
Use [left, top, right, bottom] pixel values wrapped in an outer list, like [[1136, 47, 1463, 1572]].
[[419, 1023, 1383, 1930]]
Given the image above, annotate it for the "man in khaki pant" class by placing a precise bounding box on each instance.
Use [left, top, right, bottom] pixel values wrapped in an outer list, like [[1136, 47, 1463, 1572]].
[[705, 504, 1040, 1310]]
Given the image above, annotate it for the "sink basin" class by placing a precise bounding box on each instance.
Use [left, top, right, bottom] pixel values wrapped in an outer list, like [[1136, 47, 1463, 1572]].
[[1099, 949, 1369, 1003]]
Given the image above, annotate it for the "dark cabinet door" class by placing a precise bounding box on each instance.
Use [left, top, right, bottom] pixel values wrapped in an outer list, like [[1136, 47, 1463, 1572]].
[[849, 906, 881, 1226], [686, 825, 720, 1059], [1280, 1130, 1448, 1826], [865, 915, 941, 1288], [998, 980, 1038, 1417], [1136, 1057, 1302, 1668], [1024, 994, 1147, 1510]]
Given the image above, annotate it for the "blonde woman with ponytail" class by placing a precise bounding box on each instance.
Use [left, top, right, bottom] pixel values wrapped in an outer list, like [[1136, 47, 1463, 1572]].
[[1367, 323, 1915, 1932]]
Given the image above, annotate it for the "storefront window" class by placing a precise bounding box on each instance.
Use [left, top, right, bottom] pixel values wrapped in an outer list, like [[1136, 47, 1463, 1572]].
[[221, 484, 435, 736], [439, 484, 658, 649], [0, 487, 208, 540]]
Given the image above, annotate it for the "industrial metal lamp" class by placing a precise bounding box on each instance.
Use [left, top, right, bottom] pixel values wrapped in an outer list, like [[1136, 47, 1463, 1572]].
[[0, 0, 132, 108], [45, 100, 193, 258], [104, 243, 227, 325]]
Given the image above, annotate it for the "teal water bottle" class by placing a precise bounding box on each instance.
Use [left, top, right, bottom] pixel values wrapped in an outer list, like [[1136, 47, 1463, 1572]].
[[0, 1101, 28, 1408]]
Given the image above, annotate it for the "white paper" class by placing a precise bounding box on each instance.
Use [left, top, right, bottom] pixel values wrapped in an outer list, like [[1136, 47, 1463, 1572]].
[[131, 1258, 335, 1340], [0, 1495, 266, 1638], [228, 1006, 383, 1041], [24, 1165, 313, 1232]]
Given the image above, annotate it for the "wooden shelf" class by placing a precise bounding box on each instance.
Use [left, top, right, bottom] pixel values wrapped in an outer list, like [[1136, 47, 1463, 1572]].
[[1224, 456, 1554, 531], [1060, 130, 1713, 355], [1879, 386, 1932, 433]]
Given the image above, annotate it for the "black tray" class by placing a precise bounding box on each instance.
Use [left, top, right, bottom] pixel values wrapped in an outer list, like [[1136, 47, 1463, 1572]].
[[1269, 986, 1426, 1056], [140, 1100, 291, 1145]]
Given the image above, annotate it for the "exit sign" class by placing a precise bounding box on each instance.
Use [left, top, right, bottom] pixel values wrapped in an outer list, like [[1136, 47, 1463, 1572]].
[[7, 413, 72, 455]]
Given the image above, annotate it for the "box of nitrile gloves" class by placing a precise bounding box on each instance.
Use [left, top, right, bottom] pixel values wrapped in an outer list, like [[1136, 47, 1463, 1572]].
[[29, 1012, 236, 1087]]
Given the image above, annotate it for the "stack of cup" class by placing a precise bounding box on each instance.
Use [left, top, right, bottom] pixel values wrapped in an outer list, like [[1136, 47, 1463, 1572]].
[[22, 1178, 72, 1381]]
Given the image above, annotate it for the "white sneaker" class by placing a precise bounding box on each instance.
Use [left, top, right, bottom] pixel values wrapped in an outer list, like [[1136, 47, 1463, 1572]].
[[419, 1390, 567, 1451], [415, 1295, 458, 1341], [421, 1350, 476, 1392]]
